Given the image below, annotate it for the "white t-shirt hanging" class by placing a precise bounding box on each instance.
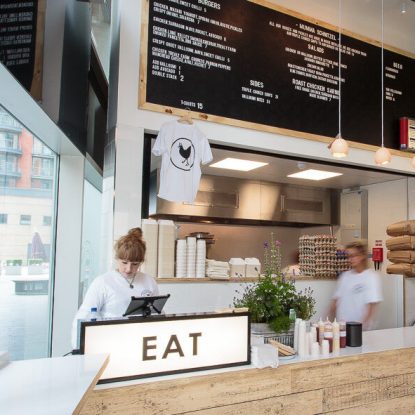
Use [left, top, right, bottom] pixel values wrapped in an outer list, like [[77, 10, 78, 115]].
[[152, 120, 213, 203]]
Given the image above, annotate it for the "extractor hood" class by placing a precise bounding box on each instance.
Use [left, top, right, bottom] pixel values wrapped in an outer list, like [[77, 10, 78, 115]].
[[149, 172, 340, 227]]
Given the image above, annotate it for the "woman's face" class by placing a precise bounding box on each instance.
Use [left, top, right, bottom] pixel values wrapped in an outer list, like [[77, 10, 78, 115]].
[[347, 247, 365, 269], [117, 259, 140, 278]]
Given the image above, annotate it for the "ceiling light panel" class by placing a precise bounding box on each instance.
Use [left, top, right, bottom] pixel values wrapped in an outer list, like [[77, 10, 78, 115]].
[[287, 169, 343, 181], [209, 158, 268, 171]]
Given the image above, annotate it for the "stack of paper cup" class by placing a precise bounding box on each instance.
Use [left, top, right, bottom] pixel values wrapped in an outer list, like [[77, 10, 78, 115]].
[[186, 237, 196, 278], [195, 239, 206, 278], [157, 220, 175, 278], [175, 239, 187, 278]]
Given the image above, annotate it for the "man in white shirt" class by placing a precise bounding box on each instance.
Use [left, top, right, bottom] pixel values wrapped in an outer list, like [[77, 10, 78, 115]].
[[330, 240, 383, 330]]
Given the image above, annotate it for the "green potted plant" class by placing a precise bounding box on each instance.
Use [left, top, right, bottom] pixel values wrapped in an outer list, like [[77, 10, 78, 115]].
[[233, 234, 316, 335]]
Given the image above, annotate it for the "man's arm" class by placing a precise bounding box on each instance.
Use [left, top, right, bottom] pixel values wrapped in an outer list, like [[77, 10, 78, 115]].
[[362, 302, 379, 330]]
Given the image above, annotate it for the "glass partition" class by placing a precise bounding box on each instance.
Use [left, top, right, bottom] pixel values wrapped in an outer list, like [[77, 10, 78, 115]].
[[0, 105, 58, 360]]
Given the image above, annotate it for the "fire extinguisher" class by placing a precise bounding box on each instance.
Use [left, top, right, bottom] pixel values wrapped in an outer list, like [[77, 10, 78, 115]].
[[372, 240, 383, 270]]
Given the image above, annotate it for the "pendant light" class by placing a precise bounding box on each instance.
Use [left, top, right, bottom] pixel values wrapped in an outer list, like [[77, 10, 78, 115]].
[[329, 0, 349, 158], [375, 0, 392, 166]]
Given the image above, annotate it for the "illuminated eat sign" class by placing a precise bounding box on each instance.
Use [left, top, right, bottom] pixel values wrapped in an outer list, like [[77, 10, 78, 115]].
[[81, 313, 250, 383]]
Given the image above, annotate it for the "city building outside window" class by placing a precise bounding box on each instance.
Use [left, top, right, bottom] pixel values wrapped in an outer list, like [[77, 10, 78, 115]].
[[43, 216, 51, 226], [0, 105, 58, 361], [19, 215, 31, 225]]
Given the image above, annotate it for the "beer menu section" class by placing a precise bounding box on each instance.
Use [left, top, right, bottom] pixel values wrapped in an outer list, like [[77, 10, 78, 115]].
[[141, 0, 415, 149]]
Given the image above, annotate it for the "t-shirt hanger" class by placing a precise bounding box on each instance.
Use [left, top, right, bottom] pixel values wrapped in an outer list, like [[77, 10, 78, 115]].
[[177, 108, 193, 124]]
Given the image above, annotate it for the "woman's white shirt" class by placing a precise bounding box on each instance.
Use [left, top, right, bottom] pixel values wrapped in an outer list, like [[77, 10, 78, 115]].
[[71, 270, 159, 348]]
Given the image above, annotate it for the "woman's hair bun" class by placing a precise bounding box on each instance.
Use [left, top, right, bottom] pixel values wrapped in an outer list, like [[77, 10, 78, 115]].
[[127, 227, 143, 239]]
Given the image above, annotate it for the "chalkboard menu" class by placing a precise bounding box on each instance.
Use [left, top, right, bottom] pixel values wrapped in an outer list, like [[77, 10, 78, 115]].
[[141, 0, 415, 150], [0, 0, 45, 100]]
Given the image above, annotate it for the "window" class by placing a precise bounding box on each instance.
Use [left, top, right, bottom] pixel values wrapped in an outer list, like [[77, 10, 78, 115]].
[[0, 132, 19, 150], [32, 157, 53, 177], [43, 216, 51, 226], [0, 105, 58, 361], [20, 214, 31, 225], [33, 140, 53, 156]]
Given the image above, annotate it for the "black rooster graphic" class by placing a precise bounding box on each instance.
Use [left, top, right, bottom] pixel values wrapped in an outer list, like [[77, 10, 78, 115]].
[[178, 142, 192, 166]]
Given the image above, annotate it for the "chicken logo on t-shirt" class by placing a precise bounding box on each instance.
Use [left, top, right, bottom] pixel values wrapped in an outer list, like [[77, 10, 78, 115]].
[[170, 138, 195, 171]]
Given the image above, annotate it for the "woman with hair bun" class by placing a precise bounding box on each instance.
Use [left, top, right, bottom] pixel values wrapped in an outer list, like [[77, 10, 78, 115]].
[[71, 227, 158, 348]]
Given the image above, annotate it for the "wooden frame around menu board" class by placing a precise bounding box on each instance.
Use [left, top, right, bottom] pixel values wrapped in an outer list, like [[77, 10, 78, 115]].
[[139, 0, 415, 157]]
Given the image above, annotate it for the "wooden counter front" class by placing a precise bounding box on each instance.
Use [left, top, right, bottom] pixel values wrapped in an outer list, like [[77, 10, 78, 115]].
[[81, 328, 415, 414]]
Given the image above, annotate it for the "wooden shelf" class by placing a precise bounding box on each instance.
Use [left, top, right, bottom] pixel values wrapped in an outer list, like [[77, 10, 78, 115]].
[[156, 275, 337, 283]]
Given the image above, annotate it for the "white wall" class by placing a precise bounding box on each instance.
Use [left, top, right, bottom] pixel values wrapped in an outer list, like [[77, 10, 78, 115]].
[[362, 179, 407, 329]]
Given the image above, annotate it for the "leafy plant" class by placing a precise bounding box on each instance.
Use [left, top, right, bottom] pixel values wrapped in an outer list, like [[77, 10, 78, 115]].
[[233, 234, 316, 332]]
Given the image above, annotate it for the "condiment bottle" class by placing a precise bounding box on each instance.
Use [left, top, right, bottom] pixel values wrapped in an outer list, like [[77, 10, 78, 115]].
[[318, 317, 325, 346], [339, 321, 347, 348], [323, 318, 333, 353], [332, 318, 340, 353]]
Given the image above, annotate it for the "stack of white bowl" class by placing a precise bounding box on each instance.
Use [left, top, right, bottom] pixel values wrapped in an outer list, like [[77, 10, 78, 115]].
[[175, 239, 187, 278], [186, 237, 197, 278], [195, 239, 206, 278]]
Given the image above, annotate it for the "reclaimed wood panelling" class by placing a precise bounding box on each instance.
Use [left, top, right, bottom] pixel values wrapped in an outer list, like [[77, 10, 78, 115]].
[[81, 348, 415, 415]]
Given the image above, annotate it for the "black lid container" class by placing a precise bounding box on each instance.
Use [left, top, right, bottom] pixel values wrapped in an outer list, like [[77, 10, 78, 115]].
[[346, 321, 362, 347]]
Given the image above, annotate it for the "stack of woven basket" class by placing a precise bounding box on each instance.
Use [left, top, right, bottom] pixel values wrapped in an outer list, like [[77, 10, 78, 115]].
[[386, 220, 415, 277]]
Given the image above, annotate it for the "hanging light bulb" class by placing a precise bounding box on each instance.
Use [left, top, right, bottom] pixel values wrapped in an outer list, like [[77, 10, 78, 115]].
[[375, 0, 392, 166], [375, 146, 392, 165], [401, 1, 407, 14], [329, 0, 349, 158], [330, 134, 349, 158]]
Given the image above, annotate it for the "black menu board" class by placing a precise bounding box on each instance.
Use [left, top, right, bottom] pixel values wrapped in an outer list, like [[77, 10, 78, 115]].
[[0, 0, 45, 100], [141, 0, 415, 149]]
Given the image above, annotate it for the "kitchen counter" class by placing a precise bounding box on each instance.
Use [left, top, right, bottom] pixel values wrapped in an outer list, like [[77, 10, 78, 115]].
[[0, 354, 109, 415], [80, 327, 415, 414]]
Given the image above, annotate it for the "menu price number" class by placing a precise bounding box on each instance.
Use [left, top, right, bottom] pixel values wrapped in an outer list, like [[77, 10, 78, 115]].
[[180, 99, 204, 110], [241, 80, 279, 104]]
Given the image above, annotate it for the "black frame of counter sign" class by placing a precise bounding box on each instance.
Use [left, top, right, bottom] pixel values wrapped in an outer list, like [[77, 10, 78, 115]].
[[80, 312, 251, 384]]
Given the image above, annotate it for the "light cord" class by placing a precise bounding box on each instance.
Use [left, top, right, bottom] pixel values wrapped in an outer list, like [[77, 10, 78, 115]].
[[338, 0, 342, 137], [381, 0, 384, 148]]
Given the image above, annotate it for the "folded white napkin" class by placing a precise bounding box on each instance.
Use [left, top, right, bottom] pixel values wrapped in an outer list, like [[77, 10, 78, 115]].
[[251, 344, 279, 369]]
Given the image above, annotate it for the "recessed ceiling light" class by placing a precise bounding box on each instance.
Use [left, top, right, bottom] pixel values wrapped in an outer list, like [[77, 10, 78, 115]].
[[209, 158, 268, 171], [287, 169, 343, 181]]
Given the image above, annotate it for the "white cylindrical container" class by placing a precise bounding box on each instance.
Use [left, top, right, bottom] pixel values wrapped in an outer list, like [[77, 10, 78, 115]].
[[141, 219, 159, 279], [298, 320, 307, 357], [311, 342, 320, 358], [294, 318, 301, 352], [195, 239, 206, 278], [186, 236, 196, 278], [157, 220, 175, 278], [322, 339, 330, 356], [175, 239, 187, 278]]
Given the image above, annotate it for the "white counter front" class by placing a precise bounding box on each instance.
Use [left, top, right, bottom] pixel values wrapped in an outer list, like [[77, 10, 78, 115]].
[[0, 354, 109, 415]]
